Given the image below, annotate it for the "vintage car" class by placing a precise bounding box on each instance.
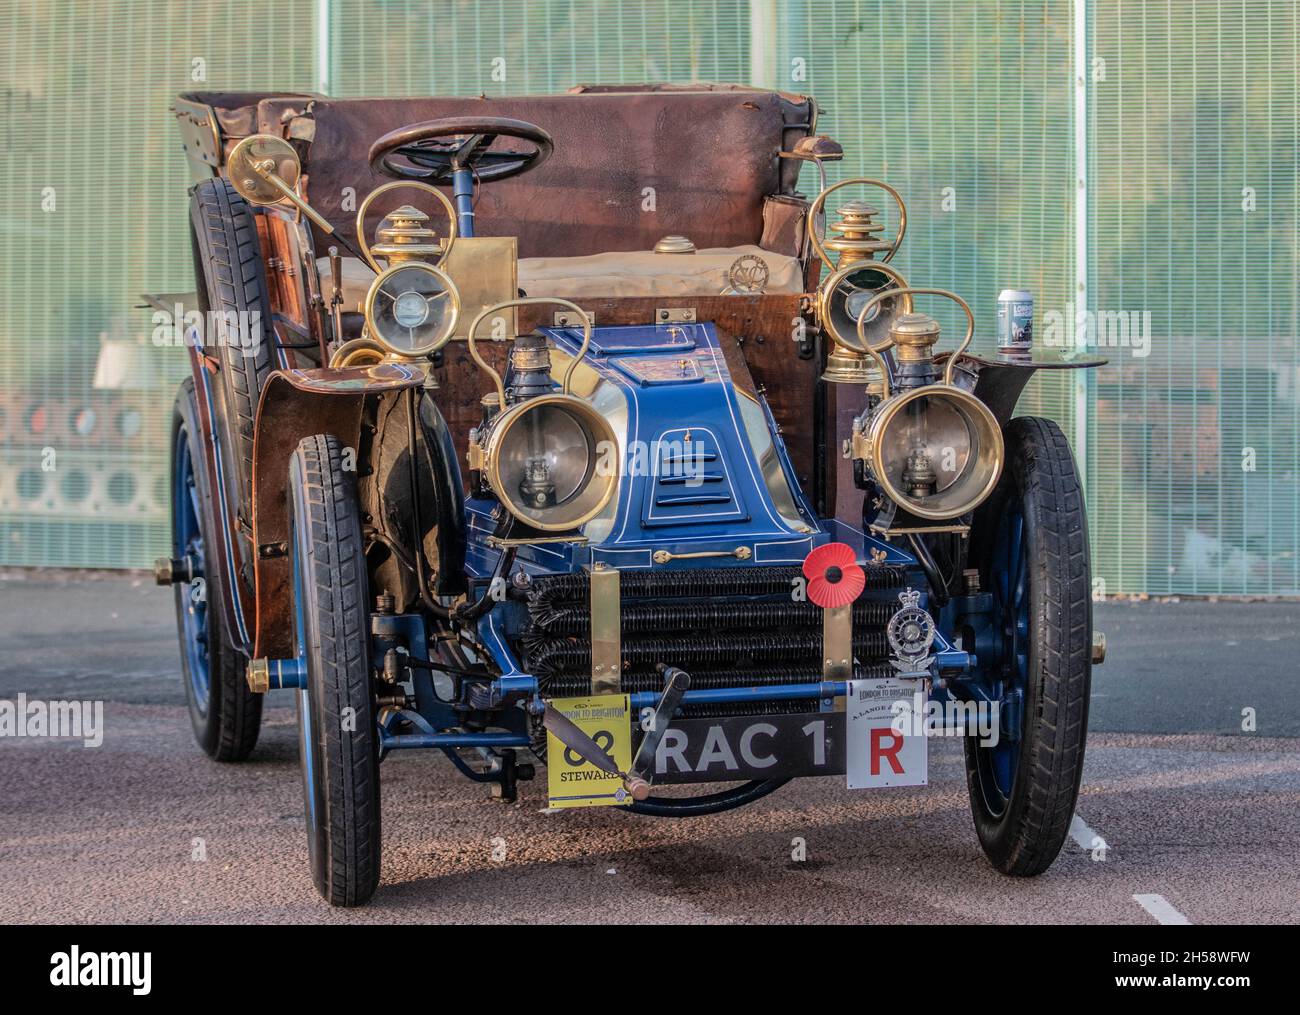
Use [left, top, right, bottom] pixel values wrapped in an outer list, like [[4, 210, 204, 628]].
[[153, 85, 1106, 906]]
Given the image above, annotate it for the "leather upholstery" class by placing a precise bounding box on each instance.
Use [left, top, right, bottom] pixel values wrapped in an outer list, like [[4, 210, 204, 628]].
[[248, 89, 814, 258]]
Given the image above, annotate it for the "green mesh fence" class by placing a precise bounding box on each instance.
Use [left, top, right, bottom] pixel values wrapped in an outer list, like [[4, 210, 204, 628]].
[[0, 0, 315, 568], [2, 0, 1295, 594], [1088, 0, 1300, 595]]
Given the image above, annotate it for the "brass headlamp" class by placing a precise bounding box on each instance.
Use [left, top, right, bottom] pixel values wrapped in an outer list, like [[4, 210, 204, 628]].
[[848, 288, 1003, 521], [465, 298, 618, 532]]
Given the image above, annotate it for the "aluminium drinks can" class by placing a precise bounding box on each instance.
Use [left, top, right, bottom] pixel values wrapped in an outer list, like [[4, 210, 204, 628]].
[[997, 289, 1034, 351]]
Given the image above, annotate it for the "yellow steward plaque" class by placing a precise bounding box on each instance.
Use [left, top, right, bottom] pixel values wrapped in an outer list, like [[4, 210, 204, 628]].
[[545, 694, 632, 809]]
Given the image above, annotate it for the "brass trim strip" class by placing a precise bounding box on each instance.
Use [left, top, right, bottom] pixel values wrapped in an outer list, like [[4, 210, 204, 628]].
[[590, 565, 622, 695], [487, 534, 589, 548], [650, 546, 752, 565], [869, 524, 971, 536]]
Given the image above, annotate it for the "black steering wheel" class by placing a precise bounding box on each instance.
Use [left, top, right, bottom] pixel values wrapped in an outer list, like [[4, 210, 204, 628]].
[[368, 116, 553, 184]]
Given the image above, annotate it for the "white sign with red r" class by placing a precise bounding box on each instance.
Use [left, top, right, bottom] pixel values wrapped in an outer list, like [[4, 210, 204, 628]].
[[846, 677, 928, 789]]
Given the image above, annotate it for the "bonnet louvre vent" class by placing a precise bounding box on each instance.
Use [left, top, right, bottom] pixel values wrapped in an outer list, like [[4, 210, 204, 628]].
[[643, 430, 746, 526]]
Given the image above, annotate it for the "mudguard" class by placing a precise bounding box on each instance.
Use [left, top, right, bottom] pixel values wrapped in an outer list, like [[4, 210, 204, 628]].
[[249, 364, 426, 658], [938, 348, 1108, 426]]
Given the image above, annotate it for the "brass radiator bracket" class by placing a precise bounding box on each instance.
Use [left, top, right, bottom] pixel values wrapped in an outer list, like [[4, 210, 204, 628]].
[[589, 564, 622, 695]]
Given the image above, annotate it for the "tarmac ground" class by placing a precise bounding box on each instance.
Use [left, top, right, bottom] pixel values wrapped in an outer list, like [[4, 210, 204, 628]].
[[1, 569, 1296, 924]]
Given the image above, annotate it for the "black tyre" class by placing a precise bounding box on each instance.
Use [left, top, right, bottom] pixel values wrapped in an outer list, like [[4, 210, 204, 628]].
[[189, 178, 274, 586], [171, 377, 263, 761], [289, 434, 381, 906], [964, 416, 1091, 876]]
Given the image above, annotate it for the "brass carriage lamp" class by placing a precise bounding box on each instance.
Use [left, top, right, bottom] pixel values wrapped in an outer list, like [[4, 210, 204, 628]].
[[808, 179, 912, 387], [849, 288, 1004, 521], [817, 259, 913, 388]]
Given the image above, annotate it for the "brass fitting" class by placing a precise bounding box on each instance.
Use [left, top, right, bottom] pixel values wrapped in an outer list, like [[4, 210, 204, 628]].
[[653, 235, 696, 254], [623, 775, 651, 801], [889, 311, 943, 365], [153, 555, 197, 586], [849, 418, 871, 461], [246, 658, 270, 694]]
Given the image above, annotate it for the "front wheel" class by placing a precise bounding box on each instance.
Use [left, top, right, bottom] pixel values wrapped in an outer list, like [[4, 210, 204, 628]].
[[290, 434, 381, 906], [964, 416, 1092, 876]]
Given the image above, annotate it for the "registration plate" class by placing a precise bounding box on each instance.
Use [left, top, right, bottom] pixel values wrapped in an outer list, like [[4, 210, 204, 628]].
[[631, 711, 847, 784]]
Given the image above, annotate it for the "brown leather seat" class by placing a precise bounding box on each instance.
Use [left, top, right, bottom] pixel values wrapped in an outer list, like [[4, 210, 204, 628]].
[[249, 88, 815, 259]]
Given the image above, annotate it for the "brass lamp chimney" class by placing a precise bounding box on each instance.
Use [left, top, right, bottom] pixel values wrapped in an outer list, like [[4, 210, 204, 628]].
[[888, 311, 942, 390], [368, 205, 445, 265], [822, 200, 894, 265]]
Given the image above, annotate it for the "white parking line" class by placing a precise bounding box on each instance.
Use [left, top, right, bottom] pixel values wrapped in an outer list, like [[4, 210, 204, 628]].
[[1133, 893, 1192, 925], [1069, 813, 1108, 854]]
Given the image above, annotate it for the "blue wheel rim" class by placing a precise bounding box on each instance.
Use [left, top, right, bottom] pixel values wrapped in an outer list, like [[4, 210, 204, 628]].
[[978, 498, 1028, 813], [174, 423, 211, 714], [291, 510, 320, 840]]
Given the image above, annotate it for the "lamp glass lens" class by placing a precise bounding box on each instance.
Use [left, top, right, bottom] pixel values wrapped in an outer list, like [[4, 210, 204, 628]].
[[834, 266, 900, 343], [371, 265, 453, 354], [844, 287, 877, 323], [498, 404, 594, 516], [878, 395, 973, 499]]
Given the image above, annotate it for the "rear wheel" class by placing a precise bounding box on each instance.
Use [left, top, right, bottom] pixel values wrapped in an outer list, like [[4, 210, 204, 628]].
[[964, 416, 1091, 876], [171, 378, 262, 761], [290, 434, 381, 906]]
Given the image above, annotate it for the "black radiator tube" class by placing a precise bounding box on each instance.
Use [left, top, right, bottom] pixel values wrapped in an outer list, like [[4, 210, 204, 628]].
[[526, 563, 908, 610], [526, 627, 890, 679], [622, 778, 790, 817], [453, 534, 516, 623], [908, 532, 950, 608]]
